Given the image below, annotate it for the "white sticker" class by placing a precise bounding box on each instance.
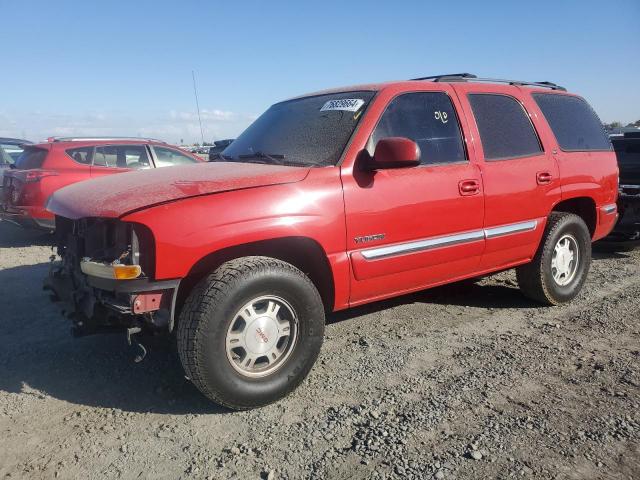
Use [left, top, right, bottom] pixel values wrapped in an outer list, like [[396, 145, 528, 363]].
[[320, 98, 365, 112]]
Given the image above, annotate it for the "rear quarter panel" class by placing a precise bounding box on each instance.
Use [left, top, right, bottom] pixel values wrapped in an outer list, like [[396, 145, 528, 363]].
[[521, 91, 618, 240]]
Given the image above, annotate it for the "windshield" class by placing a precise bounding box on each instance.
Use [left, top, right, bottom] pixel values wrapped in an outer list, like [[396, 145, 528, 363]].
[[222, 91, 375, 167]]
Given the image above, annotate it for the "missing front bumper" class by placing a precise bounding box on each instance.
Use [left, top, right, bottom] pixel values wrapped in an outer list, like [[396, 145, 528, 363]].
[[45, 261, 180, 337]]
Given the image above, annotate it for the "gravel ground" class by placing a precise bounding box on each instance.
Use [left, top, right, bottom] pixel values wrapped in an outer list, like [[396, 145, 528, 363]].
[[0, 221, 638, 480]]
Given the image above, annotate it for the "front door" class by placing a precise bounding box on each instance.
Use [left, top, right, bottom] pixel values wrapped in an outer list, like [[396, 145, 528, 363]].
[[341, 87, 485, 305]]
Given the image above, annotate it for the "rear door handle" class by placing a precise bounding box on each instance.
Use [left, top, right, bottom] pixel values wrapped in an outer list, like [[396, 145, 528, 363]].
[[459, 179, 480, 196], [537, 171, 553, 185]]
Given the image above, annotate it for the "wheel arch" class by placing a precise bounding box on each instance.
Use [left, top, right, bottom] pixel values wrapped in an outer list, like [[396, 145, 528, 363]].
[[551, 196, 597, 238], [175, 236, 336, 320]]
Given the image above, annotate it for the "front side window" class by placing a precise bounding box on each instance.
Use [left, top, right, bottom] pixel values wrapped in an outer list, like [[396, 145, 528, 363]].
[[152, 146, 199, 167], [66, 147, 93, 165], [532, 94, 611, 151], [468, 94, 542, 160], [222, 91, 375, 167], [94, 145, 151, 169], [368, 92, 466, 165]]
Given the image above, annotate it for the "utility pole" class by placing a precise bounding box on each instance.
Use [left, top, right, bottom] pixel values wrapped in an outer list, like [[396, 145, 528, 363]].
[[192, 70, 205, 145]]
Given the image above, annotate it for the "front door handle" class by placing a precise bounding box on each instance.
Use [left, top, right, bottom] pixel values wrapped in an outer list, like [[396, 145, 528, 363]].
[[537, 171, 553, 185], [459, 179, 480, 196]]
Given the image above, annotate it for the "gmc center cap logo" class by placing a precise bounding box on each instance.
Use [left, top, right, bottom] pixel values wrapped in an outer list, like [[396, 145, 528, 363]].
[[255, 327, 270, 343]]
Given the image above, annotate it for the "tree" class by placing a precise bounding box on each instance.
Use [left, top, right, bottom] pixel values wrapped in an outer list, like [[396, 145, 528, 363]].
[[603, 121, 623, 130]]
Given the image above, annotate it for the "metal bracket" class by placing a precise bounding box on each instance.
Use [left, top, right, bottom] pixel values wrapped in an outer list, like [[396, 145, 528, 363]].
[[126, 327, 147, 363]]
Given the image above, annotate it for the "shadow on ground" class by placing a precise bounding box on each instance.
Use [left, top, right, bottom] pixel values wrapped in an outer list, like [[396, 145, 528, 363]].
[[329, 278, 537, 325], [0, 221, 54, 248], [0, 261, 226, 415], [0, 259, 539, 414]]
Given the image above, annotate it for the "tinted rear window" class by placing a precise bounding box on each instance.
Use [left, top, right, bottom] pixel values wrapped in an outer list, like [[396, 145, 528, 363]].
[[468, 94, 542, 160], [532, 94, 611, 151], [15, 148, 48, 169]]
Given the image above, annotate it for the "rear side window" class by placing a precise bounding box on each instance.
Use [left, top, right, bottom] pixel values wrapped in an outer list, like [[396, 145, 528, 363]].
[[66, 147, 93, 165], [153, 146, 198, 167], [94, 145, 151, 169], [14, 148, 47, 169], [468, 94, 542, 160], [369, 92, 466, 165], [532, 94, 611, 151]]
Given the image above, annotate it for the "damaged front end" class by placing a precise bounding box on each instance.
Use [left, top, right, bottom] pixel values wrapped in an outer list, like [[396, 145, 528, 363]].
[[45, 216, 179, 339]]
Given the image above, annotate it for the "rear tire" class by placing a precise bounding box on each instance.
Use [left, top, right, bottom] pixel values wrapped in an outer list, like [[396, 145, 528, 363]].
[[177, 256, 325, 410], [516, 212, 591, 305]]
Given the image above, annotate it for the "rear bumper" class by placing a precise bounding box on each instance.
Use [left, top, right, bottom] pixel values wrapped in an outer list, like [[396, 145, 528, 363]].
[[45, 261, 180, 337], [593, 203, 619, 241], [0, 205, 55, 230], [601, 192, 640, 246]]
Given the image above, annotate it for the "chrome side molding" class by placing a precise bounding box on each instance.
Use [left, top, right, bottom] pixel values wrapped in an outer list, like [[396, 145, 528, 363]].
[[484, 220, 538, 239], [361, 230, 485, 260], [360, 219, 539, 261]]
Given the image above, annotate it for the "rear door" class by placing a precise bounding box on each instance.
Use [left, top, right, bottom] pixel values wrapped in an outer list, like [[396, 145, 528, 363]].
[[342, 85, 485, 305], [90, 144, 152, 178], [453, 84, 561, 270]]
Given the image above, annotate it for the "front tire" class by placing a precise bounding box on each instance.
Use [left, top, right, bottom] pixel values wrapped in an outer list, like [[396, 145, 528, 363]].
[[177, 256, 325, 410], [516, 212, 592, 305]]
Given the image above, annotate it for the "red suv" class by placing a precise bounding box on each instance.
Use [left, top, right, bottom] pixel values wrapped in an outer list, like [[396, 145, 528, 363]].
[[45, 74, 618, 409], [1, 137, 202, 230]]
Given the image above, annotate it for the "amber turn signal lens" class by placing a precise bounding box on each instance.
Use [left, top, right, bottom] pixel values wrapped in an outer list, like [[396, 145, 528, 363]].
[[113, 265, 142, 280]]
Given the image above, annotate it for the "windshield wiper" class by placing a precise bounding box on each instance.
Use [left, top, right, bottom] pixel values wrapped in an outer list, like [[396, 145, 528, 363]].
[[210, 153, 234, 162], [238, 151, 286, 165]]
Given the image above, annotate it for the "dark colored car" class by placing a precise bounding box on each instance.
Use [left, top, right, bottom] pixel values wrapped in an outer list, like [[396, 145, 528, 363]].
[[208, 139, 234, 161], [600, 131, 640, 247]]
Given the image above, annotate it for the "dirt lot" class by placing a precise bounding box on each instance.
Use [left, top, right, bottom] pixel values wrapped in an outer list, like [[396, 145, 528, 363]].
[[0, 221, 638, 480]]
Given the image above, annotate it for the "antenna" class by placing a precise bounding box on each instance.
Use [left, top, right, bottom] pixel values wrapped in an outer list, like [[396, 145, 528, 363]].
[[192, 70, 205, 145]]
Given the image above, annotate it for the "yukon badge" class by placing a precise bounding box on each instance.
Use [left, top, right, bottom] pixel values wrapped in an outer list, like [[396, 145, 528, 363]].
[[354, 233, 385, 244]]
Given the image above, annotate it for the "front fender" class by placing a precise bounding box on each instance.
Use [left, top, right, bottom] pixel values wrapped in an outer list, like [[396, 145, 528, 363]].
[[121, 168, 350, 305]]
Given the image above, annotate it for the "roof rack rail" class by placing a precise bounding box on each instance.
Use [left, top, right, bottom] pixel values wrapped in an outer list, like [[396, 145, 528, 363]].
[[410, 73, 566, 91], [47, 136, 167, 143], [410, 73, 477, 82]]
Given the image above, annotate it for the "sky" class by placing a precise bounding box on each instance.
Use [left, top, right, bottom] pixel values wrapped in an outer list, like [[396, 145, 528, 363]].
[[1, 0, 639, 144]]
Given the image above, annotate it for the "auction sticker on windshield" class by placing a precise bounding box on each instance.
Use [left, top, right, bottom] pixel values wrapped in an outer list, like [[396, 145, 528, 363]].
[[320, 99, 365, 112]]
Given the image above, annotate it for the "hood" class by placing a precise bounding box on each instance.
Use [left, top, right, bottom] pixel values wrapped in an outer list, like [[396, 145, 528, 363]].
[[47, 162, 310, 219]]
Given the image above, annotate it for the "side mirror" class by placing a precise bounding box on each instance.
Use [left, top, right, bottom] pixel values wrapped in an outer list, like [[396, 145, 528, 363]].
[[370, 137, 420, 169]]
